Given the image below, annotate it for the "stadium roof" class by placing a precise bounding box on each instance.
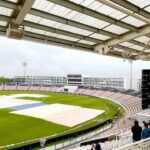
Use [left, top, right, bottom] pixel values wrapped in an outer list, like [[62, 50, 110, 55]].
[[0, 0, 150, 60]]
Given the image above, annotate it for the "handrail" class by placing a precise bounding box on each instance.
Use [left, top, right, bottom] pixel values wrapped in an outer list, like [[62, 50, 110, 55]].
[[114, 137, 150, 150]]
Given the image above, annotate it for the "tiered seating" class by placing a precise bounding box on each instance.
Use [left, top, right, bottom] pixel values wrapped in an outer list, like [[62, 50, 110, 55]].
[[129, 91, 141, 97], [49, 86, 60, 92], [3, 84, 17, 90], [108, 93, 124, 101], [116, 95, 133, 103], [114, 137, 150, 150], [29, 84, 40, 91], [78, 88, 88, 95], [0, 85, 144, 150], [71, 129, 132, 150], [90, 89, 98, 96], [75, 87, 142, 116], [16, 84, 29, 91], [92, 90, 106, 97], [81, 88, 93, 95], [0, 84, 3, 90], [75, 88, 84, 94], [91, 89, 100, 97], [75, 87, 142, 130], [119, 89, 135, 94], [41, 127, 150, 150], [39, 85, 51, 92], [100, 91, 115, 98], [0, 85, 141, 116]]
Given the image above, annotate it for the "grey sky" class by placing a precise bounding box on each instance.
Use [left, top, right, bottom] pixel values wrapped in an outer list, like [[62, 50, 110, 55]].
[[0, 36, 150, 78]]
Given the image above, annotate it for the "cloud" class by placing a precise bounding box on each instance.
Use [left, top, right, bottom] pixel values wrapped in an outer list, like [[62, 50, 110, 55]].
[[0, 36, 149, 78]]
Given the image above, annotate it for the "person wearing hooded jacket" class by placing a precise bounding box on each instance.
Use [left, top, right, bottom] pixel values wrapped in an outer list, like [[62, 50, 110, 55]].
[[131, 120, 142, 142]]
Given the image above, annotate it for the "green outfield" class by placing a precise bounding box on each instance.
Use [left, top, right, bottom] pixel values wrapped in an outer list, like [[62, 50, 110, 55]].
[[0, 91, 124, 147]]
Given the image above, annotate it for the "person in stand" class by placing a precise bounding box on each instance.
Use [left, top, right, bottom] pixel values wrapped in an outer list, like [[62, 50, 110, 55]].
[[148, 120, 150, 127], [131, 120, 142, 142], [95, 143, 102, 150], [91, 143, 102, 150], [141, 123, 150, 139], [91, 144, 95, 150], [143, 121, 146, 126]]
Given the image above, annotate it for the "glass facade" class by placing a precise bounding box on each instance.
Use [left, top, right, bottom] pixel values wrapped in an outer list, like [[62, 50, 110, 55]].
[[13, 75, 125, 89]]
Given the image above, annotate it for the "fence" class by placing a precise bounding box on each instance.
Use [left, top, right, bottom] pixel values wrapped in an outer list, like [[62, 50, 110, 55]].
[[40, 124, 112, 150], [114, 137, 150, 150], [0, 121, 112, 150]]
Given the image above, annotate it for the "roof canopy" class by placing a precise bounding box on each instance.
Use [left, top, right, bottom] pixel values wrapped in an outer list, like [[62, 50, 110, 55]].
[[0, 0, 150, 60]]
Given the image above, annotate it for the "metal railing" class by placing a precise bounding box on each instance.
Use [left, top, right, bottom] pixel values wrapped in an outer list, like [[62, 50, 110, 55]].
[[114, 137, 150, 150], [0, 124, 112, 150]]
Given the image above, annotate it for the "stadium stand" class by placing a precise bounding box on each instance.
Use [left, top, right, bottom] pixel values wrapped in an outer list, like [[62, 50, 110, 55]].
[[29, 84, 41, 91], [71, 128, 133, 150], [16, 83, 29, 91], [1, 85, 142, 118], [71, 136, 150, 150], [40, 85, 52, 92], [114, 137, 150, 150], [1, 85, 142, 116], [0, 83, 3, 90], [4, 83, 17, 91], [49, 86, 61, 93], [0, 84, 144, 149], [0, 0, 150, 148], [75, 87, 142, 116]]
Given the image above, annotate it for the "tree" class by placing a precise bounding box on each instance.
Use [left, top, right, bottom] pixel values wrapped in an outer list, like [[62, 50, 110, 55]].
[[0, 77, 12, 83]]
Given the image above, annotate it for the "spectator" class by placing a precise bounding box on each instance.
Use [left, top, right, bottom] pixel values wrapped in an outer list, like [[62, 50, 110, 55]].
[[141, 123, 150, 139], [90, 143, 102, 150], [148, 120, 150, 127], [131, 120, 142, 142], [95, 143, 102, 150], [143, 121, 146, 126], [91, 144, 95, 150]]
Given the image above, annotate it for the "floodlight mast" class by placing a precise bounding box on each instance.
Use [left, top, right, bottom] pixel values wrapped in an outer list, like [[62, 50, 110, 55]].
[[22, 62, 27, 79], [129, 60, 133, 89]]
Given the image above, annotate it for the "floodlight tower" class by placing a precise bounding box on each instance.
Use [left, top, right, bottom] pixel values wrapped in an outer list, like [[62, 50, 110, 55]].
[[22, 62, 27, 78], [129, 60, 133, 89]]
